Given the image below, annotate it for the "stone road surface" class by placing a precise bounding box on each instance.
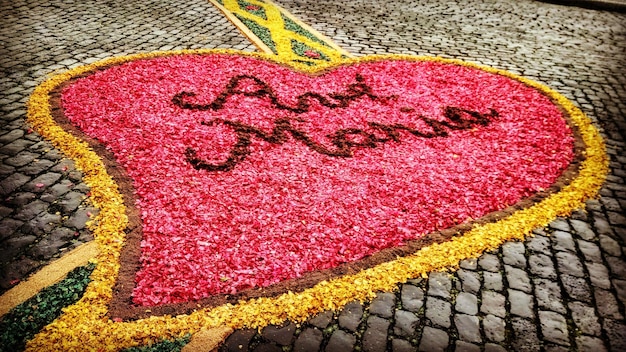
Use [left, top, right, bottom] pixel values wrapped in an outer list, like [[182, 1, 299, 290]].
[[1, 0, 625, 351]]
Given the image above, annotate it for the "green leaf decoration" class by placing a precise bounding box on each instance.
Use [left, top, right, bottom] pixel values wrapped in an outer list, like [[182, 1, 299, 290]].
[[0, 263, 96, 352], [234, 15, 277, 54]]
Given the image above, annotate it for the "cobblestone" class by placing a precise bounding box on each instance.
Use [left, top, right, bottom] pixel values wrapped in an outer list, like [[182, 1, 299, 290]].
[[393, 310, 419, 338], [509, 289, 535, 319], [539, 311, 570, 346], [3, 0, 626, 350]]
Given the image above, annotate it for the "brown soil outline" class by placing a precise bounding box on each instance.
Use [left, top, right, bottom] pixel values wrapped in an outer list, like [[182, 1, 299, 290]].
[[49, 54, 586, 321]]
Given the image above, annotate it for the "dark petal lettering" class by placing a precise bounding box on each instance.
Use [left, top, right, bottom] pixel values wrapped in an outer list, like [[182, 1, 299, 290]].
[[175, 74, 499, 172]]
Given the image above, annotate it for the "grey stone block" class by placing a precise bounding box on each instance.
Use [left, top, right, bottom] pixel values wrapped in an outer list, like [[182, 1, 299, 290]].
[[393, 310, 419, 337], [401, 284, 424, 312], [427, 272, 451, 299], [508, 289, 534, 319], [418, 326, 448, 352], [362, 316, 390, 352], [325, 330, 356, 352], [454, 314, 481, 343], [538, 311, 569, 346], [425, 297, 451, 328], [369, 292, 396, 318], [505, 265, 531, 293], [455, 292, 477, 315], [480, 291, 506, 318]]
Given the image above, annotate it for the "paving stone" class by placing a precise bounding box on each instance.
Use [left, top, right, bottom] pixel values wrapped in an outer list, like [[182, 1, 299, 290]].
[[391, 338, 415, 352], [533, 278, 566, 314], [222, 329, 256, 352], [425, 297, 451, 328], [253, 343, 283, 352], [14, 199, 48, 221], [593, 215, 614, 237], [510, 317, 540, 352], [5, 151, 39, 167], [0, 139, 34, 156], [603, 319, 626, 351], [502, 242, 526, 268], [607, 211, 626, 226], [325, 329, 356, 352], [478, 254, 501, 272], [606, 256, 626, 279], [418, 326, 448, 352], [459, 258, 477, 270], [454, 340, 480, 352], [568, 301, 602, 336], [22, 212, 62, 236], [483, 343, 507, 352], [525, 234, 551, 254], [570, 220, 596, 241], [24, 172, 62, 192], [614, 279, 626, 303], [261, 322, 296, 346], [538, 311, 569, 346], [293, 328, 323, 352], [528, 253, 557, 279], [427, 272, 451, 299], [543, 345, 569, 352], [0, 164, 16, 176], [598, 234, 622, 257], [63, 207, 95, 230], [1, 235, 37, 259], [393, 310, 419, 338], [594, 289, 623, 319], [551, 230, 576, 252], [549, 218, 570, 232], [575, 336, 608, 352], [28, 236, 70, 260], [0, 218, 23, 240], [480, 291, 506, 318], [482, 271, 503, 291], [369, 291, 396, 318], [59, 191, 85, 213], [505, 265, 532, 293], [456, 269, 481, 294], [0, 205, 12, 218], [338, 301, 363, 332], [555, 251, 585, 277], [400, 284, 424, 313], [577, 240, 603, 263], [0, 257, 38, 290], [362, 315, 390, 352], [309, 311, 333, 329], [0, 129, 24, 144], [585, 262, 611, 289], [455, 292, 477, 315], [454, 314, 481, 343], [0, 172, 30, 196], [482, 314, 505, 343], [508, 289, 534, 319], [561, 274, 592, 302], [18, 159, 54, 176], [6, 192, 36, 207]]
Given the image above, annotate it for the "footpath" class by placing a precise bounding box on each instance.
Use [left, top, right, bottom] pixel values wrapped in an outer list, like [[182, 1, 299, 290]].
[[1, 0, 625, 351]]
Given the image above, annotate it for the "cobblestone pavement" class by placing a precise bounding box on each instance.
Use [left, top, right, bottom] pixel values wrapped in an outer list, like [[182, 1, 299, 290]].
[[1, 0, 625, 351]]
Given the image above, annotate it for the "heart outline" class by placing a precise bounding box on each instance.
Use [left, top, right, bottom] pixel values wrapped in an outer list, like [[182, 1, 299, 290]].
[[25, 49, 607, 350]]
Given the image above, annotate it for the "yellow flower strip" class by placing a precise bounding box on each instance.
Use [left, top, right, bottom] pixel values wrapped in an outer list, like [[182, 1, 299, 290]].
[[25, 51, 607, 351], [217, 0, 347, 63]]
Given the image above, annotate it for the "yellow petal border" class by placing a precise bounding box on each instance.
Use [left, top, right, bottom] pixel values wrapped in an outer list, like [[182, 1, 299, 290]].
[[24, 50, 607, 351]]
